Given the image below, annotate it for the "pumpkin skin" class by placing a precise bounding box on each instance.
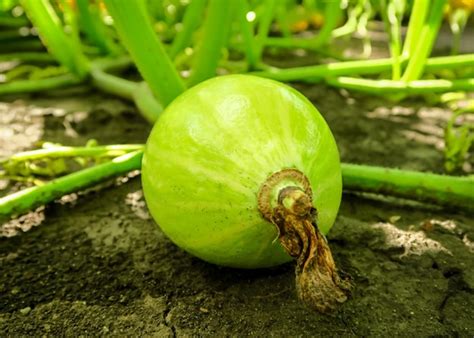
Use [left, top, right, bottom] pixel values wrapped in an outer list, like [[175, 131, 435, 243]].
[[142, 75, 341, 269]]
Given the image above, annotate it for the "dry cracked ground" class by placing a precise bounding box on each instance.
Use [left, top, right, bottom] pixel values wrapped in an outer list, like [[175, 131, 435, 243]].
[[0, 78, 473, 336]]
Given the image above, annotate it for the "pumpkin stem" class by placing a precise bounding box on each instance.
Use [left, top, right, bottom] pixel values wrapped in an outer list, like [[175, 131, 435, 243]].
[[276, 186, 351, 312], [258, 171, 351, 312]]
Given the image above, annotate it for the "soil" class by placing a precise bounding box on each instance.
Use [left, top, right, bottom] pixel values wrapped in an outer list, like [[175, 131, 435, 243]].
[[1, 56, 474, 335]]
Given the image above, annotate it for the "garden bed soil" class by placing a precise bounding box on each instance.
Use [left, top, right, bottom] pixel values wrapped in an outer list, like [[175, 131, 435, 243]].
[[0, 81, 473, 336]]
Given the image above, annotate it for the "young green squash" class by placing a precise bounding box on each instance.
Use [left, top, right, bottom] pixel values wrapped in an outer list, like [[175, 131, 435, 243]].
[[142, 75, 348, 311], [142, 74, 341, 266]]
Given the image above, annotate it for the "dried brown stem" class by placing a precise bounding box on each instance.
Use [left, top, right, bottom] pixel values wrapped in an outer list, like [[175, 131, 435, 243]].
[[258, 170, 351, 312]]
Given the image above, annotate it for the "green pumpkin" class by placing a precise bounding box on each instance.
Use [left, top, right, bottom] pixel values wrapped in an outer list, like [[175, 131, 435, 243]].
[[142, 75, 341, 269]]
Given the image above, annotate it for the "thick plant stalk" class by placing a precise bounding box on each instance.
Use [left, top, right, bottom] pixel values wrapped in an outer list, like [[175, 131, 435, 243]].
[[0, 151, 143, 220], [188, 0, 237, 86], [380, 0, 404, 80], [237, 0, 259, 69], [103, 0, 185, 106], [91, 64, 137, 100], [3, 145, 144, 162], [90, 58, 162, 122], [341, 164, 474, 210], [253, 0, 277, 66], [275, 1, 291, 39], [59, 0, 83, 61], [0, 56, 136, 97], [326, 77, 474, 95], [21, 0, 89, 77], [401, 0, 447, 81], [168, 0, 208, 59], [312, 1, 342, 48], [401, 0, 429, 58], [76, 0, 119, 55], [132, 82, 164, 123], [1, 146, 473, 219], [0, 53, 54, 63], [254, 57, 400, 81], [0, 74, 83, 95], [253, 54, 474, 82]]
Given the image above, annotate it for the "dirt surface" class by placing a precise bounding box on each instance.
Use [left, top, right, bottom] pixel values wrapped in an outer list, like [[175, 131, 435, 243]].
[[0, 77, 473, 336]]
